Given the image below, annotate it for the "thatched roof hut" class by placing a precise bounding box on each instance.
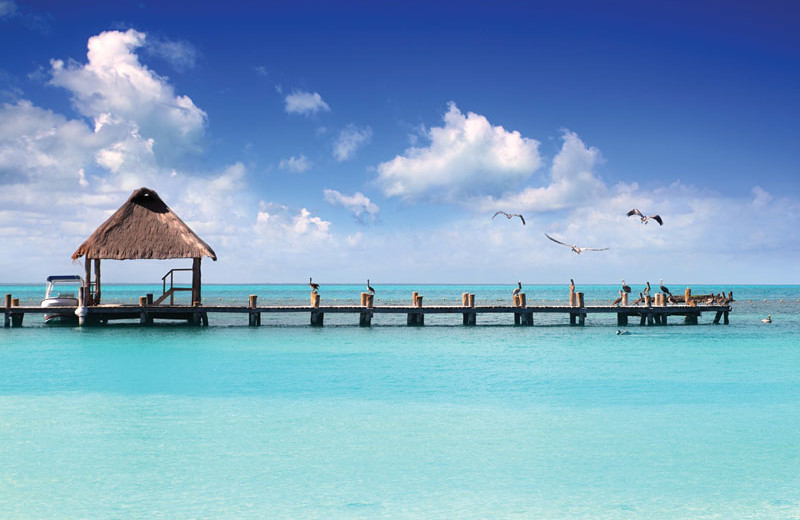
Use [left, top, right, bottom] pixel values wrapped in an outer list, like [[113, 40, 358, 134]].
[[72, 187, 216, 306]]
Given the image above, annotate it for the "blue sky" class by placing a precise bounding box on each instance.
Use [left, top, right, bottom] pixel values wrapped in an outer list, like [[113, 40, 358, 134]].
[[1, 0, 798, 284]]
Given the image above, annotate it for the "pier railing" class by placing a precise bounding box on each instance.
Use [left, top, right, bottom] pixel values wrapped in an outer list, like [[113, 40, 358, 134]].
[[154, 268, 193, 306]]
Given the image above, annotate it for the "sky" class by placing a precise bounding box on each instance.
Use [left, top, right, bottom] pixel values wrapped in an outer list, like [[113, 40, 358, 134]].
[[0, 0, 798, 285]]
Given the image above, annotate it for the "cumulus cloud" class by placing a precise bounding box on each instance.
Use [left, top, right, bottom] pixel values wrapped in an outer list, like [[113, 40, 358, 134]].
[[284, 90, 330, 115], [476, 130, 606, 212], [279, 154, 311, 173], [333, 124, 371, 161], [323, 188, 379, 222], [376, 102, 541, 201], [49, 29, 207, 158]]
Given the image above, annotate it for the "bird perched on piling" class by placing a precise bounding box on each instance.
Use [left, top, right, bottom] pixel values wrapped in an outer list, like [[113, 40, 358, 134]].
[[659, 278, 671, 296], [493, 211, 526, 225], [631, 292, 644, 306], [569, 278, 575, 293], [612, 290, 624, 306], [545, 233, 609, 254], [643, 281, 651, 296], [621, 279, 631, 293], [308, 277, 320, 293], [512, 281, 522, 297], [723, 291, 735, 304], [367, 279, 375, 296], [627, 208, 663, 225]]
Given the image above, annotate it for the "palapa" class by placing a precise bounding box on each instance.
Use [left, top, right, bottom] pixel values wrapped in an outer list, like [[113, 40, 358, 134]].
[[72, 187, 216, 261]]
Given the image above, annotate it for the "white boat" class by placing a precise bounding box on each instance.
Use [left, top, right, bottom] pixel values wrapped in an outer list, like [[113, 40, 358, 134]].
[[41, 275, 83, 324]]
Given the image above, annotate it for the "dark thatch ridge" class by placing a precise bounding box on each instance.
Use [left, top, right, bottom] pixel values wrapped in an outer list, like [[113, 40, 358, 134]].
[[72, 187, 217, 261]]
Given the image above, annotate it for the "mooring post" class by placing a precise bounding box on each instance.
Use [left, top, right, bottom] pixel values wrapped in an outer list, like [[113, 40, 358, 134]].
[[3, 294, 10, 328], [462, 292, 476, 325], [569, 290, 576, 307], [685, 287, 692, 306], [139, 296, 151, 325], [576, 292, 585, 326], [360, 292, 373, 326], [622, 292, 628, 306], [310, 311, 324, 326], [248, 295, 260, 326]]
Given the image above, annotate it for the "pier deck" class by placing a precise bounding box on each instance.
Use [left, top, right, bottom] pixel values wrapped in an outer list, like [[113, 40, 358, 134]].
[[3, 302, 732, 328]]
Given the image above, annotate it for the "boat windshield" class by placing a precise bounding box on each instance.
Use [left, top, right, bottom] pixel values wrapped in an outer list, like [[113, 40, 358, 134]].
[[44, 276, 83, 299]]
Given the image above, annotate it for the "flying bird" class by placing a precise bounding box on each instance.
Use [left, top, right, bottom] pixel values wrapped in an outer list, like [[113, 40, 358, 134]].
[[512, 281, 522, 296], [659, 278, 671, 296], [308, 277, 320, 293], [367, 279, 375, 296], [621, 279, 631, 293], [493, 211, 526, 225], [627, 208, 663, 225], [544, 233, 609, 255]]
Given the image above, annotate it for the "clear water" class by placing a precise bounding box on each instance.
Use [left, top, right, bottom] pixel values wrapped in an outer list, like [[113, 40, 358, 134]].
[[1, 284, 799, 519]]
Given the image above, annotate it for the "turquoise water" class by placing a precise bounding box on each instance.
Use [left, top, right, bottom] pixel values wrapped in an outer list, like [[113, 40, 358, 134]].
[[1, 284, 799, 519]]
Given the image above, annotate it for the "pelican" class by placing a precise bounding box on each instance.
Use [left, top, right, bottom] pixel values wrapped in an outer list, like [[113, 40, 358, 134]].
[[545, 233, 609, 254], [621, 279, 631, 293], [569, 278, 575, 293], [512, 281, 522, 297], [367, 279, 375, 296], [761, 314, 772, 324], [308, 277, 320, 293], [492, 211, 526, 225], [631, 292, 644, 306], [659, 278, 671, 296], [627, 208, 663, 225], [723, 291, 735, 304], [616, 330, 630, 335], [611, 290, 623, 306], [643, 281, 651, 296]]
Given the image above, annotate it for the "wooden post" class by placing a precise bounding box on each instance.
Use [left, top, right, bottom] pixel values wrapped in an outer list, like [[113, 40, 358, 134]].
[[713, 311, 722, 324], [519, 293, 527, 308], [84, 256, 92, 305], [416, 295, 423, 308], [576, 294, 585, 326], [618, 313, 628, 326], [3, 294, 9, 328], [311, 292, 320, 308], [310, 311, 324, 326], [569, 291, 576, 307], [621, 293, 628, 306], [412, 292, 418, 306], [685, 314, 698, 325], [4, 294, 10, 308], [360, 293, 367, 306], [359, 310, 372, 326], [93, 258, 101, 304], [248, 295, 260, 326], [367, 294, 374, 308], [570, 313, 577, 326], [723, 311, 729, 324], [685, 287, 692, 306], [462, 312, 476, 326], [647, 313, 654, 326], [147, 293, 154, 305], [468, 294, 475, 307], [640, 314, 646, 326], [192, 257, 202, 306], [645, 295, 652, 307], [462, 292, 469, 306], [577, 292, 585, 308], [139, 296, 150, 325]]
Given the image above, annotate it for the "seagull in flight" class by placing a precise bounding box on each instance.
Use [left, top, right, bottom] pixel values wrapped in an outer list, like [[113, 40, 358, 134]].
[[544, 233, 609, 255], [493, 211, 526, 225], [627, 208, 663, 225]]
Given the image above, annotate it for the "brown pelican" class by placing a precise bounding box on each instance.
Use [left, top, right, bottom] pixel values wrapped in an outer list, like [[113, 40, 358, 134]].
[[643, 282, 651, 296], [612, 290, 623, 306], [512, 281, 522, 297], [659, 278, 671, 296], [621, 279, 631, 293], [569, 278, 575, 293], [545, 233, 609, 254], [761, 314, 772, 324], [723, 291, 735, 304], [308, 277, 320, 293], [493, 211, 526, 225], [631, 292, 644, 306], [367, 279, 375, 296], [627, 208, 663, 225]]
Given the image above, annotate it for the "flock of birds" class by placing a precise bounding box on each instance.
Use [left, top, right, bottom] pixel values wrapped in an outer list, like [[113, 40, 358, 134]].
[[494, 208, 662, 254], [307, 206, 764, 321]]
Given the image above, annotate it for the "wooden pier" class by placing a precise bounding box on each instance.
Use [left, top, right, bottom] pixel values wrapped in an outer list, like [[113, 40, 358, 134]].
[[4, 291, 732, 328]]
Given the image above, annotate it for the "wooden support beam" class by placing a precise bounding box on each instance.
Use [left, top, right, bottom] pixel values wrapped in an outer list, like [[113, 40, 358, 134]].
[[359, 311, 372, 327], [684, 314, 698, 325], [640, 314, 647, 326], [713, 311, 722, 324], [570, 313, 577, 326], [724, 311, 729, 324], [310, 311, 324, 326], [618, 313, 628, 326], [93, 258, 101, 304], [84, 256, 92, 305], [462, 312, 476, 326], [192, 257, 202, 306]]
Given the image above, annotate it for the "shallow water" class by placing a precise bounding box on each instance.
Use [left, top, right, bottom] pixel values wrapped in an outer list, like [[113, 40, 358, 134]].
[[1, 285, 798, 519]]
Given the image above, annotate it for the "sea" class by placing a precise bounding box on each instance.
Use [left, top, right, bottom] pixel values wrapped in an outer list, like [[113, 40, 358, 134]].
[[1, 283, 798, 519]]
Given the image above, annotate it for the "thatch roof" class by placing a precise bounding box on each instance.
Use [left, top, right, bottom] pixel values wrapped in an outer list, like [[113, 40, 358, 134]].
[[72, 187, 217, 261]]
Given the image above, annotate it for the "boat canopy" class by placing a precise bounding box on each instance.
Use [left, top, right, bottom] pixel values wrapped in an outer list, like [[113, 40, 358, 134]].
[[46, 275, 83, 282]]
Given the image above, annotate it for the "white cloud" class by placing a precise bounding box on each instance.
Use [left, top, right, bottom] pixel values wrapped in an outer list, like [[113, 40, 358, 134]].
[[145, 37, 199, 72], [376, 102, 542, 201], [333, 124, 372, 161], [0, 0, 16, 19], [279, 154, 311, 173], [49, 29, 207, 158], [284, 90, 330, 115], [323, 188, 379, 222], [476, 130, 606, 212]]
